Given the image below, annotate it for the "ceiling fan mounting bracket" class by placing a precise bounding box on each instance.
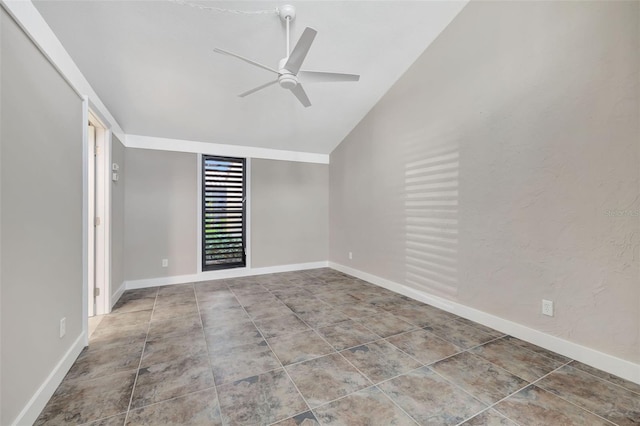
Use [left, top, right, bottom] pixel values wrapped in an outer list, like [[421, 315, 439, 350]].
[[278, 5, 296, 22]]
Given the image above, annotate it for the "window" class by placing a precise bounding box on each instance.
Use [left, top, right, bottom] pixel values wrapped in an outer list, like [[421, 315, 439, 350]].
[[202, 155, 246, 270]]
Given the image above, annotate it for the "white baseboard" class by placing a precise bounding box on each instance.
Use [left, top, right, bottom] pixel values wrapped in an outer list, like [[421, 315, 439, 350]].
[[110, 281, 126, 309], [329, 262, 640, 386], [124, 261, 329, 290], [12, 332, 86, 426]]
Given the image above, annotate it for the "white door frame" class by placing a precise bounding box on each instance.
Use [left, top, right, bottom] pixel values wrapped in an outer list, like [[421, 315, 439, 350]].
[[87, 110, 111, 316]]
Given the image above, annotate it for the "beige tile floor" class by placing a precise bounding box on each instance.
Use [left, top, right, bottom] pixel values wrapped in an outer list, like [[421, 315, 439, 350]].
[[36, 268, 640, 425]]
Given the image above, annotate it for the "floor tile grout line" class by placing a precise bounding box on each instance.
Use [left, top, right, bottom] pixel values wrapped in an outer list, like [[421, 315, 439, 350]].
[[527, 364, 621, 426], [307, 383, 421, 426], [333, 349, 378, 388], [453, 406, 524, 426], [371, 335, 430, 368], [250, 275, 417, 422], [265, 407, 317, 426], [76, 411, 128, 426], [230, 283, 317, 422], [122, 287, 159, 424], [274, 345, 338, 370], [258, 276, 347, 417], [485, 360, 618, 426], [427, 336, 566, 420], [424, 365, 496, 413], [566, 361, 640, 398], [371, 384, 422, 426], [192, 282, 227, 426], [326, 339, 440, 425], [495, 335, 573, 366], [120, 385, 219, 420]]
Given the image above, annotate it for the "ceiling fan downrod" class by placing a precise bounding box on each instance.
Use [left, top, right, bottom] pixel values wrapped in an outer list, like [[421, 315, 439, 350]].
[[278, 4, 296, 57]]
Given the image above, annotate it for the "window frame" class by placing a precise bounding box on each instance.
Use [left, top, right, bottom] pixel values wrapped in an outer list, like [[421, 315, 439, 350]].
[[201, 154, 247, 271]]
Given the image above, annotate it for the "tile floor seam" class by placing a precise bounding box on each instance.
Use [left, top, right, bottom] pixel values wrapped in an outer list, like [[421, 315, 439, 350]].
[[77, 411, 128, 426], [376, 336, 430, 368], [313, 327, 383, 353], [126, 386, 218, 415], [334, 350, 378, 388], [458, 350, 537, 384], [122, 288, 158, 425], [426, 364, 496, 411], [527, 367, 623, 426], [231, 285, 316, 422], [264, 294, 363, 356], [499, 335, 574, 365], [452, 406, 524, 426], [193, 282, 226, 426], [364, 365, 425, 388], [265, 407, 316, 426], [391, 327, 474, 365], [427, 325, 504, 352], [305, 383, 375, 412], [370, 384, 422, 426], [276, 346, 339, 369], [355, 317, 419, 342], [567, 361, 640, 397], [308, 384, 421, 426], [466, 343, 563, 384], [486, 360, 572, 411], [487, 360, 619, 426], [281, 317, 352, 367], [212, 279, 256, 426]]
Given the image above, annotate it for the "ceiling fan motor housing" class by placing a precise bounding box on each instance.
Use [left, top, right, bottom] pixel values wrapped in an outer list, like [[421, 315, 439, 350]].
[[278, 74, 297, 89], [278, 57, 297, 89]]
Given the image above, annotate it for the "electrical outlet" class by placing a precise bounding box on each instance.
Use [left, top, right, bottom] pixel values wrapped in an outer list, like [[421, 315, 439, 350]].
[[542, 299, 554, 317], [59, 317, 66, 338], [162, 259, 169, 267], [348, 252, 353, 260]]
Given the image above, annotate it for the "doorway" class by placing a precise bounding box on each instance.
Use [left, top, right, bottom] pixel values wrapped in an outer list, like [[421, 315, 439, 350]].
[[87, 111, 111, 317]]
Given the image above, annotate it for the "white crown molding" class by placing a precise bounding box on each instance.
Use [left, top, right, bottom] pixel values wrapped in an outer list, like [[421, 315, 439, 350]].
[[125, 134, 330, 164], [1, 0, 126, 140], [329, 262, 640, 386]]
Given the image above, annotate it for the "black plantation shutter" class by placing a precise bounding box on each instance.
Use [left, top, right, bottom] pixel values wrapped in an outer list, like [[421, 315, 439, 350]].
[[202, 155, 246, 270]]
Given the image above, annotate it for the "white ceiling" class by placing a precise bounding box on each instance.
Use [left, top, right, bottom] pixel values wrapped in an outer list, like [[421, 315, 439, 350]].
[[34, 1, 467, 154]]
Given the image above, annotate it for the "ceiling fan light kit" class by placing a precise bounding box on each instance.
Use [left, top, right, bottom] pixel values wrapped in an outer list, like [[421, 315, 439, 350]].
[[213, 4, 360, 107]]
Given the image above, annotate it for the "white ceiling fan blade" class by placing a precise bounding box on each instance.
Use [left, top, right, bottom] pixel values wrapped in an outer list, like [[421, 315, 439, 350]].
[[284, 27, 317, 74], [290, 84, 311, 107], [239, 80, 279, 97], [213, 48, 279, 75], [298, 71, 360, 84]]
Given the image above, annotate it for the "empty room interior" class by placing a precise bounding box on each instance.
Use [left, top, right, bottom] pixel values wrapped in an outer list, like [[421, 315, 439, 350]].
[[1, 0, 639, 425]]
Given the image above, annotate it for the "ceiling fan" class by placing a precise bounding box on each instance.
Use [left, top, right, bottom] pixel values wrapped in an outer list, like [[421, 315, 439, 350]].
[[213, 4, 360, 107]]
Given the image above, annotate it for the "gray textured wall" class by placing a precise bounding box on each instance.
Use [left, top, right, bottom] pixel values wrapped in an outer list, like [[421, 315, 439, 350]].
[[251, 159, 329, 268], [330, 1, 639, 363], [1, 10, 84, 424], [124, 148, 198, 280]]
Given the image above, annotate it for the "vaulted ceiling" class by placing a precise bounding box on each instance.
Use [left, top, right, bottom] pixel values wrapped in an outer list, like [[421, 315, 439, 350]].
[[34, 1, 467, 154]]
